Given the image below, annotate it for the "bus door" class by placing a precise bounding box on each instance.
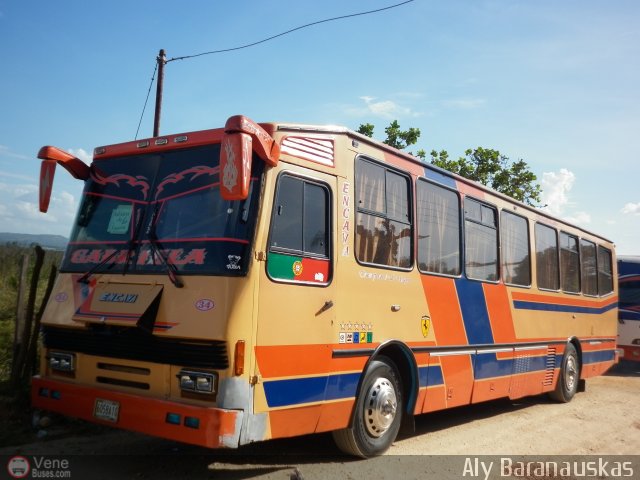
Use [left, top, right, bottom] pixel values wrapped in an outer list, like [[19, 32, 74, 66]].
[[254, 165, 337, 435]]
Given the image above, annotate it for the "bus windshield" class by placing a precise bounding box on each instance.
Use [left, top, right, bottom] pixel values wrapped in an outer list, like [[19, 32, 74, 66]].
[[62, 144, 263, 276]]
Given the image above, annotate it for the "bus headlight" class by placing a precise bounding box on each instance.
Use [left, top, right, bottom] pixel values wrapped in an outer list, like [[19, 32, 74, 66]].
[[49, 352, 75, 372], [177, 370, 217, 394]]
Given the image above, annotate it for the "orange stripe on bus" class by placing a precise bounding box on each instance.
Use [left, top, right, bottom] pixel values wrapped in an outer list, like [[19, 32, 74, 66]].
[[483, 283, 516, 343], [421, 276, 468, 345], [255, 344, 368, 378], [455, 180, 485, 197], [268, 405, 323, 438], [316, 399, 355, 433], [420, 275, 474, 408], [471, 376, 512, 403]]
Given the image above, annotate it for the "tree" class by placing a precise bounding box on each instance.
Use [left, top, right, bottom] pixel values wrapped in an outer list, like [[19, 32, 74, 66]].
[[430, 147, 541, 206], [357, 121, 541, 206]]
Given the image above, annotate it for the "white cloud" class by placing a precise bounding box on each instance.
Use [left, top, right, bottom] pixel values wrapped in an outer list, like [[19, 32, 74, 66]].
[[345, 96, 421, 119], [621, 202, 640, 215], [67, 148, 92, 163], [541, 168, 575, 217], [0, 175, 78, 235], [564, 211, 591, 225], [16, 200, 51, 221]]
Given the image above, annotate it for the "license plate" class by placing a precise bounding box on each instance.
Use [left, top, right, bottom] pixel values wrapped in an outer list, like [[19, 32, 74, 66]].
[[94, 398, 120, 423]]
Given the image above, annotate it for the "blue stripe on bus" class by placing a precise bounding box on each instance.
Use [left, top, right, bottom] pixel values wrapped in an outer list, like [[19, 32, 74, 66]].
[[475, 352, 513, 379], [583, 349, 615, 364], [263, 372, 360, 408], [418, 365, 444, 387], [455, 279, 495, 345], [424, 168, 457, 189], [513, 300, 617, 315], [264, 348, 616, 408]]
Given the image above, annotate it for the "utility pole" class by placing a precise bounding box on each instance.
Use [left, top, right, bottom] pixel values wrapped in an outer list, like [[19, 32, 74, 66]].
[[153, 49, 166, 137]]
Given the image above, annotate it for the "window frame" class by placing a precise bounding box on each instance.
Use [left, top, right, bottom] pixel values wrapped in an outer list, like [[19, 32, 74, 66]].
[[597, 245, 614, 297], [266, 171, 333, 286], [354, 156, 414, 271], [463, 196, 500, 283], [580, 238, 599, 297], [534, 222, 560, 292], [559, 231, 581, 295], [499, 209, 532, 288], [416, 177, 462, 278]]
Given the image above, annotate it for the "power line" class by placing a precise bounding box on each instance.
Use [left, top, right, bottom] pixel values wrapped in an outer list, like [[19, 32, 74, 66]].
[[135, 1, 415, 137], [166, 0, 414, 63]]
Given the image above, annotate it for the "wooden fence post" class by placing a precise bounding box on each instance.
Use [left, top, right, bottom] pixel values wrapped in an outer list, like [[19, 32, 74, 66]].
[[10, 253, 29, 386], [24, 263, 57, 379], [11, 245, 45, 388]]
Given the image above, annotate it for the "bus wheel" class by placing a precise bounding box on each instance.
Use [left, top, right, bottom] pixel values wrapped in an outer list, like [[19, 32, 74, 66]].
[[549, 343, 579, 403], [332, 356, 403, 457]]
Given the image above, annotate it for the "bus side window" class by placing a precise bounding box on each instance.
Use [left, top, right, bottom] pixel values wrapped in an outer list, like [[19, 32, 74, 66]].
[[500, 210, 530, 286], [597, 245, 613, 295], [267, 174, 331, 284], [355, 158, 412, 269], [464, 198, 498, 282], [535, 223, 559, 291], [580, 239, 598, 296], [560, 232, 580, 293]]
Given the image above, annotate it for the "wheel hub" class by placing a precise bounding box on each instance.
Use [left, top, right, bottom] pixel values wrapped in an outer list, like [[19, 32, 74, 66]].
[[565, 355, 577, 391], [364, 377, 398, 438]]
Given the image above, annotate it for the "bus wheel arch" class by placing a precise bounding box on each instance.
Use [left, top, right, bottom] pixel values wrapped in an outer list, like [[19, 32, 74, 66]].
[[550, 338, 582, 403], [332, 341, 418, 457]]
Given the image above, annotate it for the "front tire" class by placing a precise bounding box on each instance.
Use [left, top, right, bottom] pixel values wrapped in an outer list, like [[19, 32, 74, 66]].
[[332, 356, 403, 457], [549, 343, 580, 403]]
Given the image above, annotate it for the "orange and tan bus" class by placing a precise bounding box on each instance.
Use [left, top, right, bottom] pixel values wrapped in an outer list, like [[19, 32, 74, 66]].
[[33, 115, 618, 457]]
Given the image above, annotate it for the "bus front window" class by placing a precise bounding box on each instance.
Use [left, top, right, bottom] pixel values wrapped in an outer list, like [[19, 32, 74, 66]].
[[62, 144, 263, 276]]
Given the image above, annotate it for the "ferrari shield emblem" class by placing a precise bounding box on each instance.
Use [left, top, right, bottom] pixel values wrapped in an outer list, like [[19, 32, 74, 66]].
[[421, 315, 431, 338]]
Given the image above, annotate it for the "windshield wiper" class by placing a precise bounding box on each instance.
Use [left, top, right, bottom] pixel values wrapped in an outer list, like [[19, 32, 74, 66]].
[[77, 206, 144, 284], [145, 204, 183, 288], [77, 249, 120, 284], [122, 207, 145, 277]]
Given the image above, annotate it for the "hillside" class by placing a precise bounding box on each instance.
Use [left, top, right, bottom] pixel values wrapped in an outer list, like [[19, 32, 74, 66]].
[[0, 232, 68, 250]]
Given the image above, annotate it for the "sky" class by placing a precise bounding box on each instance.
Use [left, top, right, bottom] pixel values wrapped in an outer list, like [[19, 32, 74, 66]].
[[0, 0, 638, 254]]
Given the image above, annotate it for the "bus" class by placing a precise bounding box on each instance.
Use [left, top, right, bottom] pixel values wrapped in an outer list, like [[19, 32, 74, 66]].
[[33, 115, 619, 457], [618, 256, 640, 362]]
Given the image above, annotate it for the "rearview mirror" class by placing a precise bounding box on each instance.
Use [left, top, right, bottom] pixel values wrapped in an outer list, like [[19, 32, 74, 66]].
[[37, 146, 90, 213], [220, 132, 252, 201], [219, 115, 280, 201]]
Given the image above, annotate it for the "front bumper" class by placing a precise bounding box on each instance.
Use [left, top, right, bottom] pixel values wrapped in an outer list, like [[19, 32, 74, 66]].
[[31, 376, 243, 448]]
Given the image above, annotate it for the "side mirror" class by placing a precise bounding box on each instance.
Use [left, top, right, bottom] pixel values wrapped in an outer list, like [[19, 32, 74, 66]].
[[220, 132, 252, 201], [220, 115, 280, 201], [37, 146, 90, 213]]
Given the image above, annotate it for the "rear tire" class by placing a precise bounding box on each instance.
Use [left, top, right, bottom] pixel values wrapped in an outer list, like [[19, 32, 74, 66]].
[[549, 343, 579, 403], [332, 356, 403, 457]]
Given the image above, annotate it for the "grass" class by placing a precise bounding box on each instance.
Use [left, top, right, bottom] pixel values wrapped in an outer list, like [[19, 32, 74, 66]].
[[0, 243, 64, 446]]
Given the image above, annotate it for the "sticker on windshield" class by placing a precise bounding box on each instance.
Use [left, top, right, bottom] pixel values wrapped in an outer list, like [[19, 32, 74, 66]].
[[226, 255, 241, 270], [107, 204, 133, 234]]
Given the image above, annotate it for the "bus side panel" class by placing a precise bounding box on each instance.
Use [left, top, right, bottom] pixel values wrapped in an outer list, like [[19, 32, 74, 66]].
[[419, 275, 474, 411]]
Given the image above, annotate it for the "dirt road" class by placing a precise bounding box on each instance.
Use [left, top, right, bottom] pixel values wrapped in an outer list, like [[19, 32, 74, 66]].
[[1, 365, 638, 479]]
